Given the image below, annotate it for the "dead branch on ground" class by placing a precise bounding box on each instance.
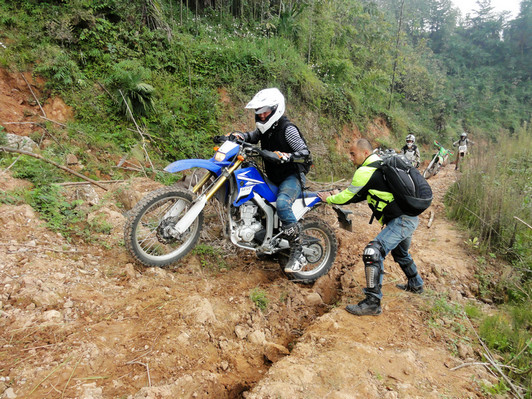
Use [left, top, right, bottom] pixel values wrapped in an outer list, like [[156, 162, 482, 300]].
[[119, 89, 154, 173], [0, 146, 108, 191], [513, 216, 532, 230], [464, 314, 525, 399], [20, 72, 46, 118], [0, 155, 21, 175], [427, 210, 435, 228], [57, 180, 124, 187]]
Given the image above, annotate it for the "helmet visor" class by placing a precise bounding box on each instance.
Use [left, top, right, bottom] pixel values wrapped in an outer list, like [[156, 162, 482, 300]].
[[255, 106, 272, 115]]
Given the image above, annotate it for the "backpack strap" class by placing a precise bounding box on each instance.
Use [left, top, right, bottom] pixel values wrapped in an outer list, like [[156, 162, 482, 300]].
[[364, 159, 391, 224]]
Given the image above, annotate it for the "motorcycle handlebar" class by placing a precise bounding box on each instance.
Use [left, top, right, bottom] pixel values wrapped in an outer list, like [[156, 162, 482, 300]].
[[213, 134, 265, 157]]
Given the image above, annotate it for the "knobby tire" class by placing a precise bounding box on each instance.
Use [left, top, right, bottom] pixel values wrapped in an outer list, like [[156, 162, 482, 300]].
[[278, 217, 338, 284], [124, 187, 203, 268]]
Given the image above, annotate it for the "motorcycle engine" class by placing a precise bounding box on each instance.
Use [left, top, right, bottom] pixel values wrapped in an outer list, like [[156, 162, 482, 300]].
[[235, 204, 262, 242]]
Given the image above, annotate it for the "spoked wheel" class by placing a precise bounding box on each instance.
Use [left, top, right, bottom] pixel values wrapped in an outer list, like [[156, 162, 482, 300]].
[[278, 217, 338, 284], [124, 187, 203, 268], [433, 162, 442, 176], [423, 158, 437, 179]]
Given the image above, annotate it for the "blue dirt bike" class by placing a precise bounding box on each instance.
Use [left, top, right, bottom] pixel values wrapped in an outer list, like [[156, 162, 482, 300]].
[[124, 134, 339, 283]]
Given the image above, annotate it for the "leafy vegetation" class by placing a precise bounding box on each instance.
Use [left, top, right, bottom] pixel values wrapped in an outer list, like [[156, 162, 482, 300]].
[[192, 243, 228, 271], [250, 287, 269, 311], [445, 126, 531, 395]]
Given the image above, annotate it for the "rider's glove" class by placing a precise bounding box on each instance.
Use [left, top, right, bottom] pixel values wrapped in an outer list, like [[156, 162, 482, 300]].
[[274, 151, 292, 163], [224, 132, 244, 141]]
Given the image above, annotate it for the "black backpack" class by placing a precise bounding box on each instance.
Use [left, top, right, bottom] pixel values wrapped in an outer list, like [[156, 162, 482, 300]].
[[372, 154, 433, 216]]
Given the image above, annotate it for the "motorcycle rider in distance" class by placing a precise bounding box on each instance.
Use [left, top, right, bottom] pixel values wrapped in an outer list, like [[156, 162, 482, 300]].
[[453, 132, 474, 170], [400, 134, 420, 168], [232, 88, 312, 273]]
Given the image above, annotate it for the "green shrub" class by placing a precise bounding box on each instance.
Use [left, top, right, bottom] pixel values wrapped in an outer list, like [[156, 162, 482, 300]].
[[6, 155, 63, 187], [106, 60, 155, 119], [192, 243, 227, 271], [250, 287, 269, 311], [34, 44, 85, 90], [29, 184, 84, 240], [479, 303, 532, 394]]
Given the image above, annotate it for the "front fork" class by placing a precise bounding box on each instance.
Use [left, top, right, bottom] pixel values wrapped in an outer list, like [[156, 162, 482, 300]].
[[167, 160, 244, 235]]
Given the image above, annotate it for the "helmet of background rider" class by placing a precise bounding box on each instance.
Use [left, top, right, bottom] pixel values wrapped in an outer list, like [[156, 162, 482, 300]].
[[461, 132, 467, 139], [245, 88, 285, 134], [406, 134, 415, 149]]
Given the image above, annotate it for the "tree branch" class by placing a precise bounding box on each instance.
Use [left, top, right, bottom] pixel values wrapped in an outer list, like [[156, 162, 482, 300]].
[[0, 146, 108, 191]]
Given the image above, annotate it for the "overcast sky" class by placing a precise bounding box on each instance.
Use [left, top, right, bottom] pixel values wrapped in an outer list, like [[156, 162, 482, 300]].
[[451, 0, 522, 19]]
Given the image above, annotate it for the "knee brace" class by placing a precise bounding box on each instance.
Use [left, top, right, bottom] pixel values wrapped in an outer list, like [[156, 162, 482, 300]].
[[363, 241, 384, 290]]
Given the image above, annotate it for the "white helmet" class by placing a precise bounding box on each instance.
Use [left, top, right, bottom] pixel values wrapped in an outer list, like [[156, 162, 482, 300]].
[[406, 134, 415, 148], [245, 88, 285, 133], [461, 132, 467, 139]]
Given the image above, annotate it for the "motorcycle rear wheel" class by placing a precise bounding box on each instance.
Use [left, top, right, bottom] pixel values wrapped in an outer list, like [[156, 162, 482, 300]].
[[278, 217, 338, 284], [124, 187, 203, 267]]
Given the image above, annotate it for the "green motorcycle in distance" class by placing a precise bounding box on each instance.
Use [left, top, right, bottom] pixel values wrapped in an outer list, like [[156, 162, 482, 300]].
[[423, 141, 453, 179]]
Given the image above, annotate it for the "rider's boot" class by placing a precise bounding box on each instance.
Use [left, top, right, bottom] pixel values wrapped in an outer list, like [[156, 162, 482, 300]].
[[346, 295, 382, 316], [282, 223, 307, 273], [396, 261, 424, 294]]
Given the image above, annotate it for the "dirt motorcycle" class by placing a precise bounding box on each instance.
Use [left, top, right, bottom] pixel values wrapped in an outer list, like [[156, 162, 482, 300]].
[[453, 140, 470, 170], [423, 140, 452, 179], [124, 134, 339, 283]]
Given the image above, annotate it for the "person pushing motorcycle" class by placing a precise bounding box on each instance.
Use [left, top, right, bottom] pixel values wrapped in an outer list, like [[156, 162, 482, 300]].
[[400, 134, 420, 168], [453, 132, 474, 170], [235, 88, 312, 273], [318, 138, 424, 316]]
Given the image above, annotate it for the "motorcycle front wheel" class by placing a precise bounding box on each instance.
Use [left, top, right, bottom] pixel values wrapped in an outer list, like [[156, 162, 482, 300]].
[[278, 217, 338, 284], [124, 187, 203, 268], [423, 157, 437, 179]]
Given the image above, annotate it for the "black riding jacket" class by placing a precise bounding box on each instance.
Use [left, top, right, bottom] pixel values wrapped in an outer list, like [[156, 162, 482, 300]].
[[243, 116, 310, 185]]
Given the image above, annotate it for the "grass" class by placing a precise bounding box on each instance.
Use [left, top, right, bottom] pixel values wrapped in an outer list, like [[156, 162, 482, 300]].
[[250, 287, 269, 311], [192, 243, 228, 271]]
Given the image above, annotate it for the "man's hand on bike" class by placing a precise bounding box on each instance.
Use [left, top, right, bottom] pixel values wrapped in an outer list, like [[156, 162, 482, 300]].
[[224, 132, 244, 140], [274, 151, 292, 163]]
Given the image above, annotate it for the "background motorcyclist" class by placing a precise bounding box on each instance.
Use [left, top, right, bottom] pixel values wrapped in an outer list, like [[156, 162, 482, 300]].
[[399, 134, 420, 168], [453, 132, 474, 170], [237, 88, 312, 273]]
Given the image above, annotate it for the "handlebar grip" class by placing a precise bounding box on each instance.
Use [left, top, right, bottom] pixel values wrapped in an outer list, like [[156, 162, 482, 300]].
[[213, 135, 227, 144]]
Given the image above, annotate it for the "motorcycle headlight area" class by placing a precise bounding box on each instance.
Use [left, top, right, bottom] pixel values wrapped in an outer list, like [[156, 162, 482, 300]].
[[214, 140, 239, 162]]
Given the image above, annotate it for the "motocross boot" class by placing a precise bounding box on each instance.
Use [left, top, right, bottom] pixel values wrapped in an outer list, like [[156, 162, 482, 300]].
[[345, 296, 382, 316], [282, 223, 307, 273], [396, 261, 424, 294]]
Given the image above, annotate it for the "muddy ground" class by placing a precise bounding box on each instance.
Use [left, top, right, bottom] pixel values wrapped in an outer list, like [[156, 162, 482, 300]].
[[0, 68, 503, 398]]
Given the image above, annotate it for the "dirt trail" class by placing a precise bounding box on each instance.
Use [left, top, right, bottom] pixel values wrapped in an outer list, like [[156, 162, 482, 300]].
[[0, 69, 497, 398]]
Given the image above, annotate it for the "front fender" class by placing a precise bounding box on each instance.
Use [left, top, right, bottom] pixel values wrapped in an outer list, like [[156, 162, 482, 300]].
[[164, 159, 230, 175]]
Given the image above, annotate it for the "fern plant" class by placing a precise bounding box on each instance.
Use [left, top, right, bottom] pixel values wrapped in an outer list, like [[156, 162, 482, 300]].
[[107, 60, 155, 120]]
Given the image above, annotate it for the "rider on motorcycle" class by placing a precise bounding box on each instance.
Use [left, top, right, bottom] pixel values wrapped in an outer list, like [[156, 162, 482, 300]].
[[236, 88, 312, 273], [453, 132, 474, 170], [400, 134, 420, 168]]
